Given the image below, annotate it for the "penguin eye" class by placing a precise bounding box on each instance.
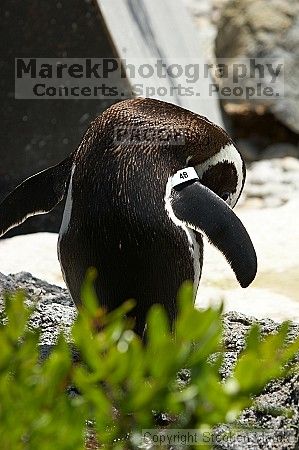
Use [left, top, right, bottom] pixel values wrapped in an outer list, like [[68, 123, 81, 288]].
[[221, 192, 230, 201]]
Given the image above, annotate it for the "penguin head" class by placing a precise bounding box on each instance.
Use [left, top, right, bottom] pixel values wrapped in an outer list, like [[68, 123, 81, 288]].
[[161, 107, 257, 288], [172, 111, 245, 210], [194, 143, 245, 209]]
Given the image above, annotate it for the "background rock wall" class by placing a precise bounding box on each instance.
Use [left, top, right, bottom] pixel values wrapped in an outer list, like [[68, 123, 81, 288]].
[[184, 0, 299, 159]]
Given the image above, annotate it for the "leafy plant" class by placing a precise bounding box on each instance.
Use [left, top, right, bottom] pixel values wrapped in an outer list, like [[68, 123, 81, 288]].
[[0, 270, 298, 449]]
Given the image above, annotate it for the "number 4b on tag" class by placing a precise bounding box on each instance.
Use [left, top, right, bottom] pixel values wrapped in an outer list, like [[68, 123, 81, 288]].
[[171, 167, 199, 188]]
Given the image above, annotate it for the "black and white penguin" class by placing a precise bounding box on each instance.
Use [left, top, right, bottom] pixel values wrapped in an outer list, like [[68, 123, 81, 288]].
[[0, 98, 257, 334]]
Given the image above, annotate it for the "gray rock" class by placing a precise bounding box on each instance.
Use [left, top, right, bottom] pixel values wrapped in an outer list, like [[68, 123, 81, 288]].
[[0, 272, 76, 346], [217, 312, 299, 449], [215, 0, 299, 134], [0, 271, 298, 448], [242, 157, 299, 208]]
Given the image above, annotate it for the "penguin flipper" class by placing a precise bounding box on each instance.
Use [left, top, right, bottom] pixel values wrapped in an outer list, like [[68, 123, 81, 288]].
[[0, 156, 72, 237], [170, 180, 257, 288]]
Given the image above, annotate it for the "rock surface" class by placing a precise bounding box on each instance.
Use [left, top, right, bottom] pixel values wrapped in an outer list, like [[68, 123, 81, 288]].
[[214, 0, 299, 134], [184, 0, 299, 155], [241, 157, 299, 209], [216, 312, 299, 450], [0, 272, 75, 347], [0, 272, 298, 449]]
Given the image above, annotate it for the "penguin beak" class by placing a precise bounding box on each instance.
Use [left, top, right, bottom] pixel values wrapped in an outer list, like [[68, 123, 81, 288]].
[[170, 180, 257, 288]]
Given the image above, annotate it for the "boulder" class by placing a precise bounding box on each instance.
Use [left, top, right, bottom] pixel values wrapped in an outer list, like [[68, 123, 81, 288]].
[[0, 272, 75, 347], [215, 0, 299, 134]]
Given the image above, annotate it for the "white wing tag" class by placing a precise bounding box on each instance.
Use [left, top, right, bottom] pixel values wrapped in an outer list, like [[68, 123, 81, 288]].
[[171, 167, 199, 188]]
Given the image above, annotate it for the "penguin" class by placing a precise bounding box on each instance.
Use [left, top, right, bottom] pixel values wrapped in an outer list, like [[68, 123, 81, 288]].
[[0, 98, 257, 335]]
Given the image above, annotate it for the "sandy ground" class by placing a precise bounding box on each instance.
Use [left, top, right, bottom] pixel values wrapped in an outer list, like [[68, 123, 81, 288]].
[[0, 197, 298, 322]]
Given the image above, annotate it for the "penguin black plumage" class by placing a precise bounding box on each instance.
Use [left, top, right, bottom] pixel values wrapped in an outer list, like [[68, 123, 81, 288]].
[[0, 98, 257, 335]]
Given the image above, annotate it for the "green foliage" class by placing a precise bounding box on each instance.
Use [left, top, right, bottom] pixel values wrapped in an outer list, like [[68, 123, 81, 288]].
[[0, 273, 298, 449]]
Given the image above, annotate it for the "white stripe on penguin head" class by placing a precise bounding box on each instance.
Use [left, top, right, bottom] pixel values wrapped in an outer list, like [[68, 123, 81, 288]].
[[195, 143, 244, 207]]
